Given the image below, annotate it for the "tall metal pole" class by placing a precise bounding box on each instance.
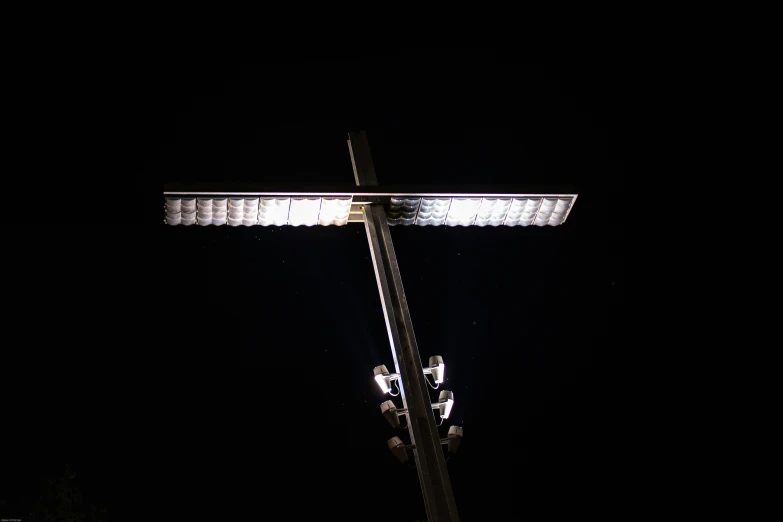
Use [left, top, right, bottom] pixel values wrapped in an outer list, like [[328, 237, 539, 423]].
[[349, 131, 460, 522]]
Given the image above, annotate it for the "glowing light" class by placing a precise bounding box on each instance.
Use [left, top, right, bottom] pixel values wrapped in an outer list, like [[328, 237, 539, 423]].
[[438, 390, 454, 419], [318, 197, 352, 226], [289, 197, 321, 226], [429, 356, 445, 384], [258, 197, 290, 226], [416, 198, 449, 226], [180, 198, 196, 226], [445, 198, 481, 226], [475, 198, 512, 227], [165, 198, 181, 225], [374, 365, 392, 393], [228, 198, 244, 227], [165, 194, 576, 227], [242, 198, 259, 226], [196, 197, 227, 226]]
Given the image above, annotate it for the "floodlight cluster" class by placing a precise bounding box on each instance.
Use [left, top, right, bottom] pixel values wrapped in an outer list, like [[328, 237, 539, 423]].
[[373, 356, 463, 464]]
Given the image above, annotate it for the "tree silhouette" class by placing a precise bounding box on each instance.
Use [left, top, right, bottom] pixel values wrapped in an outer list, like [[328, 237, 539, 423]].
[[29, 465, 107, 522]]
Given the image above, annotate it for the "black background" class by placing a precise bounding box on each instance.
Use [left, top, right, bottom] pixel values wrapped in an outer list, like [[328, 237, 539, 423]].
[[2, 50, 623, 521]]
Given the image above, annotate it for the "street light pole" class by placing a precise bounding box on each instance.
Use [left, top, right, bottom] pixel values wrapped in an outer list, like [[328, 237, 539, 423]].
[[350, 131, 460, 522], [162, 131, 578, 522]]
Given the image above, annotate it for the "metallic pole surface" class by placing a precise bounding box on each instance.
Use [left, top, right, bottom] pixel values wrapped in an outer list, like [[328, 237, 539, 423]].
[[350, 131, 460, 522]]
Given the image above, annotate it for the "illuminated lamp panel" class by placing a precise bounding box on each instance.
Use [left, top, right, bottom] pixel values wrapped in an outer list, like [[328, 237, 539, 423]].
[[241, 198, 259, 226], [445, 198, 481, 227], [196, 198, 227, 226], [475, 198, 511, 227], [180, 198, 197, 226], [228, 198, 244, 227], [258, 197, 290, 226], [319, 197, 352, 226], [535, 198, 571, 226], [165, 197, 182, 225], [289, 197, 322, 226], [416, 198, 449, 226], [504, 198, 540, 227], [387, 198, 420, 226]]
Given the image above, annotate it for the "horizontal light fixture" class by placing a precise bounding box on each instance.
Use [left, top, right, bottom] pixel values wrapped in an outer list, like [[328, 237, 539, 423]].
[[164, 196, 356, 227], [164, 194, 577, 227], [391, 197, 574, 227]]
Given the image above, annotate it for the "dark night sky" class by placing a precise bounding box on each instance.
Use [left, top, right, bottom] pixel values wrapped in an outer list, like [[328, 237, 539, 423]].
[[2, 50, 622, 521]]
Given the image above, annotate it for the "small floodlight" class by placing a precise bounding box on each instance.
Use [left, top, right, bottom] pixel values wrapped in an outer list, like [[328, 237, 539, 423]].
[[445, 425, 463, 454], [428, 356, 445, 384], [387, 436, 409, 463], [375, 357, 445, 393], [388, 426, 464, 465], [373, 365, 400, 395], [437, 390, 454, 419], [380, 400, 408, 428]]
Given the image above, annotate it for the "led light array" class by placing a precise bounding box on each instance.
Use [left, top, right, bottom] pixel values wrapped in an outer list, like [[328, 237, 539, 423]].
[[417, 198, 449, 226], [503, 198, 539, 227], [288, 197, 321, 226], [164, 198, 196, 226], [383, 197, 574, 227], [195, 198, 227, 226], [165, 196, 573, 226], [534, 198, 570, 226], [387, 198, 420, 226], [318, 197, 352, 226], [496, 197, 573, 227], [165, 198, 182, 226], [165, 196, 353, 226], [258, 197, 290, 226], [227, 198, 259, 227], [475, 198, 512, 227], [445, 198, 481, 226]]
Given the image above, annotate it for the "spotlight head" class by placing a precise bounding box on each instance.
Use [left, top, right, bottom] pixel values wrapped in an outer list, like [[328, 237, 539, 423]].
[[437, 390, 454, 419], [446, 425, 463, 454], [381, 400, 401, 428], [387, 436, 409, 463], [373, 365, 392, 393], [429, 355, 445, 384]]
